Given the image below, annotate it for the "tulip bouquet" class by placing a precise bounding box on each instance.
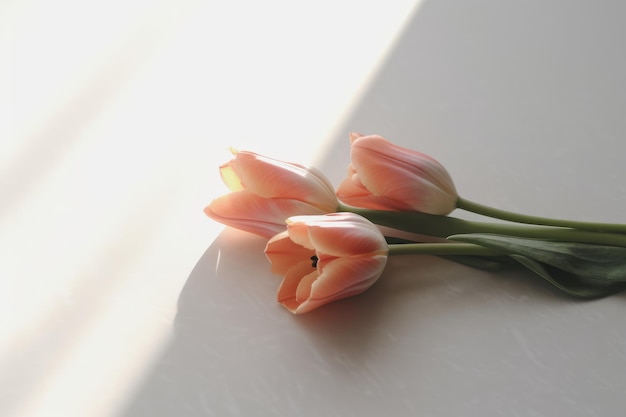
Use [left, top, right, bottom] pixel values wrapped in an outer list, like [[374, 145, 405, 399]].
[[204, 133, 626, 314]]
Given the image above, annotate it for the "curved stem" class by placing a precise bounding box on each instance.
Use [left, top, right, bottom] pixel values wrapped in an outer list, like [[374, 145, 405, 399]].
[[456, 197, 626, 233], [388, 242, 506, 257], [338, 203, 626, 248]]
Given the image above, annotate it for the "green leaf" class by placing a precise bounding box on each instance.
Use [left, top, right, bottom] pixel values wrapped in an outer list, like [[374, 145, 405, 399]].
[[509, 254, 626, 298], [449, 233, 626, 298]]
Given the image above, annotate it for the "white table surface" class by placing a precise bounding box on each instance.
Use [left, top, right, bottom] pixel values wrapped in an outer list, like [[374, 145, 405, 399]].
[[2, 1, 626, 416]]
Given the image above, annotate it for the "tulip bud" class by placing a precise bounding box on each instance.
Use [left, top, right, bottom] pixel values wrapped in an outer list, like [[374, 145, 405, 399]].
[[337, 133, 458, 215], [205, 150, 339, 238]]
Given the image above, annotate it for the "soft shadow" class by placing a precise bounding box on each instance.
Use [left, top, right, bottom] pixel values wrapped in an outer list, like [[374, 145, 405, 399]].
[[120, 226, 572, 416], [120, 228, 408, 417], [119, 1, 626, 415]]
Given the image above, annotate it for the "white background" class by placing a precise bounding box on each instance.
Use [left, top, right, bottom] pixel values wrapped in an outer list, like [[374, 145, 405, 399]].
[[2, 1, 626, 416]]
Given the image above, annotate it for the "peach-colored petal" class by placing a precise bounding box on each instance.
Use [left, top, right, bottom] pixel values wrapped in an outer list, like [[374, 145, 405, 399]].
[[337, 170, 419, 210], [230, 151, 338, 211], [294, 255, 387, 314], [288, 212, 377, 228], [284, 221, 315, 250], [353, 134, 441, 164], [286, 213, 388, 258], [277, 261, 318, 313], [204, 191, 329, 238], [284, 212, 375, 251], [304, 213, 388, 258], [346, 134, 457, 214], [312, 255, 387, 298], [295, 270, 318, 302], [265, 232, 315, 275], [337, 186, 409, 211], [336, 173, 369, 198], [352, 135, 456, 196], [305, 166, 337, 205]]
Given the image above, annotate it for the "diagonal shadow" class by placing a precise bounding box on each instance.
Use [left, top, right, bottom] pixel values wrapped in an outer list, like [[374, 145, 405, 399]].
[[120, 229, 570, 417], [119, 1, 626, 416], [120, 226, 407, 416]]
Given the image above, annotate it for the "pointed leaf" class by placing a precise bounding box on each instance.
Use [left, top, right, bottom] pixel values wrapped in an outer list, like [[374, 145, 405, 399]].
[[510, 254, 626, 298], [450, 233, 626, 281], [449, 233, 626, 298]]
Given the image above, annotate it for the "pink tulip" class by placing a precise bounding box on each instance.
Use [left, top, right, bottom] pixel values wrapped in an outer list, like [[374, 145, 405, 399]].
[[337, 133, 458, 215], [205, 149, 339, 238], [264, 212, 388, 314]]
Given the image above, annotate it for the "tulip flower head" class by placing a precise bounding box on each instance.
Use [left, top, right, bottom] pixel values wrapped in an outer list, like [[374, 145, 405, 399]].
[[264, 212, 389, 314], [205, 149, 339, 238], [337, 133, 458, 215]]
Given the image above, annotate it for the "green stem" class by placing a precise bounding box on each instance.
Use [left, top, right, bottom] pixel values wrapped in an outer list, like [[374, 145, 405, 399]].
[[338, 203, 626, 248], [456, 197, 626, 233], [387, 242, 506, 257]]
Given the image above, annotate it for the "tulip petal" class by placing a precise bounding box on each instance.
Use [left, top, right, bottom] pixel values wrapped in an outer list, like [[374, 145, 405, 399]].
[[348, 135, 457, 214], [265, 232, 315, 275], [336, 172, 377, 204], [295, 255, 387, 314], [277, 261, 318, 313], [285, 221, 315, 250], [231, 152, 338, 211], [314, 255, 387, 297], [304, 213, 388, 258], [336, 175, 408, 211], [309, 223, 387, 258], [285, 213, 365, 250], [351, 147, 432, 198], [337, 172, 369, 198], [296, 270, 318, 302], [205, 191, 329, 238]]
